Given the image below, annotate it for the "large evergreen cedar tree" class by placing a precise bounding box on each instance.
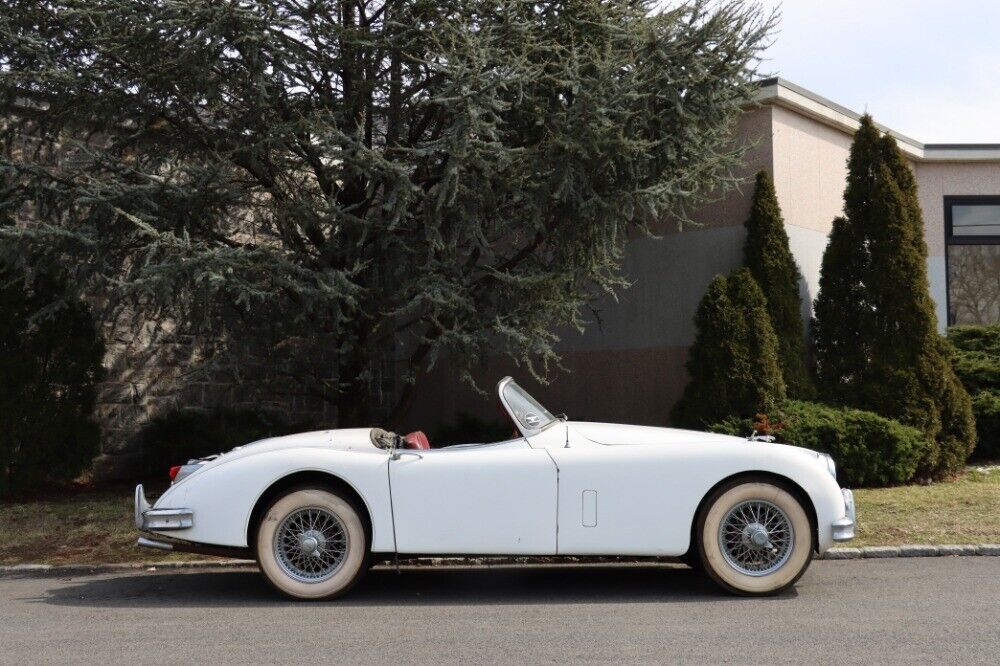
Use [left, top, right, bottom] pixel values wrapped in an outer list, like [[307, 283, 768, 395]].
[[672, 268, 785, 428], [0, 0, 773, 426], [742, 170, 810, 396], [812, 115, 975, 479]]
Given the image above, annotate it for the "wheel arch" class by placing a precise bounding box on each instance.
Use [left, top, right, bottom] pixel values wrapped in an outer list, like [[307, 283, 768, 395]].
[[685, 471, 819, 557], [247, 470, 375, 555]]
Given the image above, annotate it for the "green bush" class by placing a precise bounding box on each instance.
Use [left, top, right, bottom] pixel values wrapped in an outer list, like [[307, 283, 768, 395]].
[[710, 400, 928, 487], [672, 269, 786, 428], [141, 408, 314, 476], [0, 268, 104, 495], [951, 351, 1000, 394], [948, 324, 1000, 459], [948, 324, 1000, 355], [970, 391, 1000, 461]]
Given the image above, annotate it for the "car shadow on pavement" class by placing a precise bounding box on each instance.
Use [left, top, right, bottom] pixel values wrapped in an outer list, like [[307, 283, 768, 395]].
[[34, 564, 799, 608]]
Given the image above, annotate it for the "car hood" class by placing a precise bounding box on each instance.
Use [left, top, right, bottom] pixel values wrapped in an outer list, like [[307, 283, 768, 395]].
[[569, 421, 747, 446], [568, 421, 832, 470]]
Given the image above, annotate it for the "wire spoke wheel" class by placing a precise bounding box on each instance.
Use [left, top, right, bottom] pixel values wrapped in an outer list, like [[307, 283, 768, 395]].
[[718, 499, 794, 576], [273, 506, 349, 583]]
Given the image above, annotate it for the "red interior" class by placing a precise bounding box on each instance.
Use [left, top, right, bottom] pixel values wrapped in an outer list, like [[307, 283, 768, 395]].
[[403, 431, 431, 450]]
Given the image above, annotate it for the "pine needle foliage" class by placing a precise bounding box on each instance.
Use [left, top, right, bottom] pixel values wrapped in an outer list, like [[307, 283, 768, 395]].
[[0, 0, 774, 426], [672, 268, 785, 428], [0, 265, 104, 495], [812, 115, 976, 479], [743, 170, 810, 397], [948, 324, 1000, 460]]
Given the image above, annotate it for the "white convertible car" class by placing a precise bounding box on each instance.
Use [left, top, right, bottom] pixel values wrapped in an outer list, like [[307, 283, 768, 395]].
[[135, 377, 855, 599]]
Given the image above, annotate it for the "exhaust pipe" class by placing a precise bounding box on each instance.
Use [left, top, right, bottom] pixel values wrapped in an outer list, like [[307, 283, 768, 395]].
[[137, 537, 174, 551], [136, 536, 252, 560]]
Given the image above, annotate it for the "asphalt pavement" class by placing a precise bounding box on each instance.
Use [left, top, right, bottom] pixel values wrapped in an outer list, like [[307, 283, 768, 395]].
[[1, 557, 997, 664]]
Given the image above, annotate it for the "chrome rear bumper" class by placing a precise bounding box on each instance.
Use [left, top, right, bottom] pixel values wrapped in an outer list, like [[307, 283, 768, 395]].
[[831, 488, 856, 542], [134, 484, 193, 530]]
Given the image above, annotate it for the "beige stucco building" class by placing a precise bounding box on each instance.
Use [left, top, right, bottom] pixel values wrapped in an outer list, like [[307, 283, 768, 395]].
[[403, 78, 1000, 434]]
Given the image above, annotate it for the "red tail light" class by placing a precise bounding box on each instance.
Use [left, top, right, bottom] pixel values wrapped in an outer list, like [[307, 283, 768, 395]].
[[169, 465, 182, 481]]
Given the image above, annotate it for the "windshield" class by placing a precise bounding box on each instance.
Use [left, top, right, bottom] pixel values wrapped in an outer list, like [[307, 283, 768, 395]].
[[500, 379, 557, 433]]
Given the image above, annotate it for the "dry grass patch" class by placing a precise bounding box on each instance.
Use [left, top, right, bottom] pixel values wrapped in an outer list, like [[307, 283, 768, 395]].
[[0, 485, 209, 566], [852, 465, 1000, 547]]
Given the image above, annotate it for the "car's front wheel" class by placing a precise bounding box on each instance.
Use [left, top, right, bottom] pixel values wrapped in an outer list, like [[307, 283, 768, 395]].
[[696, 478, 814, 595], [255, 487, 369, 600]]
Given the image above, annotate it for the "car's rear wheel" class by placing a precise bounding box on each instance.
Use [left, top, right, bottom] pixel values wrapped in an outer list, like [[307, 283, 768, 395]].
[[696, 478, 813, 595], [255, 488, 369, 600]]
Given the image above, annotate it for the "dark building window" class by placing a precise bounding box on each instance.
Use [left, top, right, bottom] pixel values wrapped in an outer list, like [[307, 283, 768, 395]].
[[945, 196, 1000, 325]]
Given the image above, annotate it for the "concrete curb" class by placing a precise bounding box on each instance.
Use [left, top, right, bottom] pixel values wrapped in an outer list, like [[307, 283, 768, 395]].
[[815, 544, 1000, 560], [2, 545, 999, 576]]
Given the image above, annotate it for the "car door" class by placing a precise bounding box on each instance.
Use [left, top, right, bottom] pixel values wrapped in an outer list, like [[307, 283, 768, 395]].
[[538, 432, 692, 556], [388, 439, 558, 555]]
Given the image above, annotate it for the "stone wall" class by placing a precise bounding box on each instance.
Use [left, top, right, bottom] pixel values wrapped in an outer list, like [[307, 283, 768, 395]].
[[91, 315, 339, 481]]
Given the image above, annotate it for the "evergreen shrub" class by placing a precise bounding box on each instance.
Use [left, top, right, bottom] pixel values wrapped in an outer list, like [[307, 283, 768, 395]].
[[710, 400, 928, 487], [672, 268, 785, 428]]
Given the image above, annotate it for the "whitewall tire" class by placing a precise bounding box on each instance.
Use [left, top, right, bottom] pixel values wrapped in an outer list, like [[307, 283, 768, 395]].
[[697, 479, 813, 595], [255, 488, 369, 600]]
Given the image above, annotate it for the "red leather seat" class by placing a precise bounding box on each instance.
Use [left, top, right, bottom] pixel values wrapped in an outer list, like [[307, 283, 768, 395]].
[[403, 431, 431, 450]]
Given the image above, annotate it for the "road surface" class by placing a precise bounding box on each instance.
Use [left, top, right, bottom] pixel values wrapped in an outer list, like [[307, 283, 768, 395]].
[[1, 558, 997, 664]]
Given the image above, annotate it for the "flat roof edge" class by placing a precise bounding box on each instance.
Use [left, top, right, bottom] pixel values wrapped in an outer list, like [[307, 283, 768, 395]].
[[754, 77, 1000, 162]]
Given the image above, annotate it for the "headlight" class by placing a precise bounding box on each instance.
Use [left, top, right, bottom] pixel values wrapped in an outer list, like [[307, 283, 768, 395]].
[[820, 453, 837, 480]]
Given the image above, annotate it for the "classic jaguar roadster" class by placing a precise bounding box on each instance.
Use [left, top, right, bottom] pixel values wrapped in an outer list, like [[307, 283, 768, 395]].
[[135, 377, 855, 598]]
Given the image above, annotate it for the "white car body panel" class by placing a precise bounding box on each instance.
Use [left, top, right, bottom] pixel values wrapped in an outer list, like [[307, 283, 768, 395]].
[[142, 380, 852, 558], [543, 423, 844, 554], [389, 439, 557, 554], [151, 429, 396, 551]]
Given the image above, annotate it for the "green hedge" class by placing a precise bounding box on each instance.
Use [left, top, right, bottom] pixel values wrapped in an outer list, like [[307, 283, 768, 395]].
[[0, 268, 104, 496], [970, 391, 1000, 460], [950, 350, 1000, 394], [948, 324, 1000, 459], [710, 400, 928, 487], [948, 324, 1000, 354]]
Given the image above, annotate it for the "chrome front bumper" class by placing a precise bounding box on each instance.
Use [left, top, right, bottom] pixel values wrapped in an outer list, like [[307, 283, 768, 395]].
[[134, 484, 193, 531], [831, 488, 856, 542]]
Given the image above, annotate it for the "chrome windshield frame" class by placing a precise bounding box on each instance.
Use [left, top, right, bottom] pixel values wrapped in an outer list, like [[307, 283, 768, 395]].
[[496, 376, 559, 438]]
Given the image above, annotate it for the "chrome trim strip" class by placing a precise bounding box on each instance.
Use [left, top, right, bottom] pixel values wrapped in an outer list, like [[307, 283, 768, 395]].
[[832, 489, 857, 542]]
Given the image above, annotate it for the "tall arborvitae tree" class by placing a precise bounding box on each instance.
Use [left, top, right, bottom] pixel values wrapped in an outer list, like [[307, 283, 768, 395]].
[[743, 170, 810, 397], [672, 268, 785, 428], [0, 0, 774, 427], [813, 115, 976, 478]]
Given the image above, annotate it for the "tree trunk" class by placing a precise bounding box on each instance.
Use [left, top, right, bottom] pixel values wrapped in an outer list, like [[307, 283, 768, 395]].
[[336, 363, 371, 427]]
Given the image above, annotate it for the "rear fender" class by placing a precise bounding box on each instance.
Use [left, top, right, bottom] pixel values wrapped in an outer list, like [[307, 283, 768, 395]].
[[150, 447, 393, 551]]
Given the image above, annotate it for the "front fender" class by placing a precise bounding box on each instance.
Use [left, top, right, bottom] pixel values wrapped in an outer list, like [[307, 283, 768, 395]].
[[150, 448, 393, 551], [745, 445, 848, 553]]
